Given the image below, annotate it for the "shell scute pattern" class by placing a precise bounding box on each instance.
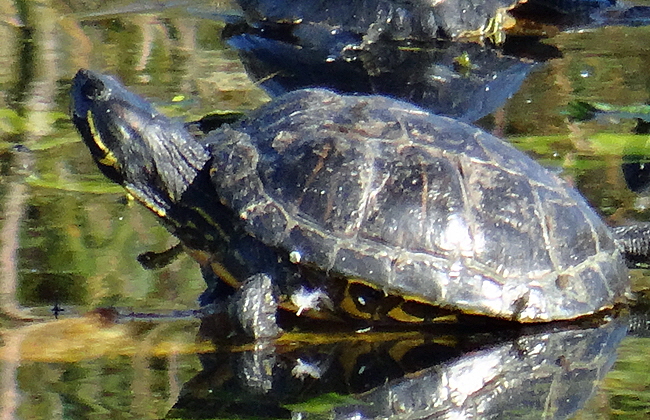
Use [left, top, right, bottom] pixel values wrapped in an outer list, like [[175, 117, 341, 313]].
[[391, 254, 446, 299], [597, 257, 629, 298], [360, 148, 466, 256], [473, 129, 560, 187], [280, 135, 373, 236], [402, 114, 491, 160], [287, 224, 339, 270], [206, 88, 626, 321], [538, 188, 600, 270], [333, 245, 393, 286], [464, 161, 553, 277]]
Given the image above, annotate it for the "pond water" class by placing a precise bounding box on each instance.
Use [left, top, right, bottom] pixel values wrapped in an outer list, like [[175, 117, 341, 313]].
[[0, 0, 649, 419]]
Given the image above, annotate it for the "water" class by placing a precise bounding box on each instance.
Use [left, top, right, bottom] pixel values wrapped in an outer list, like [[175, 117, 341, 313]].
[[0, 0, 649, 418]]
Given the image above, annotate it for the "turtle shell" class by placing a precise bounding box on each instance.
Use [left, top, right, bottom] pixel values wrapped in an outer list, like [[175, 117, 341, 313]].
[[235, 0, 521, 41], [206, 89, 628, 322]]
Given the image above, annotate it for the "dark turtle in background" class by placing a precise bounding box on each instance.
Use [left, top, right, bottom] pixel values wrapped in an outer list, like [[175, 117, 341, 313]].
[[233, 0, 521, 44], [71, 69, 644, 338], [231, 0, 650, 44], [223, 0, 542, 122], [220, 0, 650, 125], [223, 32, 538, 123]]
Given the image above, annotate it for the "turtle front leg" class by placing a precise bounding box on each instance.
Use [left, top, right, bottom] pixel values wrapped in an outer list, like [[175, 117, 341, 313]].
[[200, 270, 282, 340], [227, 273, 281, 339], [199, 273, 281, 340]]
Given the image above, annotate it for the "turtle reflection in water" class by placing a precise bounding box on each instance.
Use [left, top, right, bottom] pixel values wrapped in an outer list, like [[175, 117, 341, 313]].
[[71, 69, 644, 338], [168, 318, 628, 419]]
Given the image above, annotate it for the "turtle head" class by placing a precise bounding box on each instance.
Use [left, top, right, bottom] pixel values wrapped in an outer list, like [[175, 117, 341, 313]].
[[71, 69, 210, 216]]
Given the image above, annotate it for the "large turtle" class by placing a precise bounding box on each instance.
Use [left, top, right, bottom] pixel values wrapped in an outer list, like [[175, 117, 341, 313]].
[[71, 69, 636, 337]]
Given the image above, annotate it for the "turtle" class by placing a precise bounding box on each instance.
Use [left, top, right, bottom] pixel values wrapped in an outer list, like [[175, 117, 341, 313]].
[[233, 0, 522, 43], [71, 69, 640, 338]]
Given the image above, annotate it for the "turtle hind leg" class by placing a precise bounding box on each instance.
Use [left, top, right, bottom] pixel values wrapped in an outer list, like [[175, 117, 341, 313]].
[[612, 224, 650, 267]]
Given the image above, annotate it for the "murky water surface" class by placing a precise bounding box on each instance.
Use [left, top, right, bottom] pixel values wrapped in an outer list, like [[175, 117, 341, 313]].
[[0, 0, 649, 418]]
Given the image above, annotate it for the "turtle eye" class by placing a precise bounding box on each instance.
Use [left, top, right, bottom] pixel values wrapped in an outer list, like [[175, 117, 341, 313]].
[[80, 77, 105, 101], [74, 69, 107, 101]]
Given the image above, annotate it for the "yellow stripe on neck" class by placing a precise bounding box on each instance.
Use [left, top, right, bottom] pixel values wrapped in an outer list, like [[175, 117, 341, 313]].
[[87, 110, 119, 167]]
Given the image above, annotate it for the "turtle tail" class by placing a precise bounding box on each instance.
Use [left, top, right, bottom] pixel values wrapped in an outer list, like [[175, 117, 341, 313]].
[[612, 224, 650, 267]]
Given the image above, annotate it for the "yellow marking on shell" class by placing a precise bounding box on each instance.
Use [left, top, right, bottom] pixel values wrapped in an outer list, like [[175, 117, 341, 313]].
[[388, 336, 459, 364], [338, 341, 374, 380], [400, 293, 438, 306], [431, 314, 460, 323], [388, 339, 425, 362], [386, 306, 425, 323], [338, 278, 458, 323], [386, 306, 461, 323], [339, 294, 373, 320], [87, 110, 119, 167], [124, 192, 135, 202], [339, 280, 374, 320]]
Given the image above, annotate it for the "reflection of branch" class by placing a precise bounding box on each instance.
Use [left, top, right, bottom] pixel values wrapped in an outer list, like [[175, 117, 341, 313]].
[[0, 0, 61, 321], [0, 149, 31, 319], [0, 327, 27, 419], [134, 15, 171, 73], [167, 350, 180, 409]]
